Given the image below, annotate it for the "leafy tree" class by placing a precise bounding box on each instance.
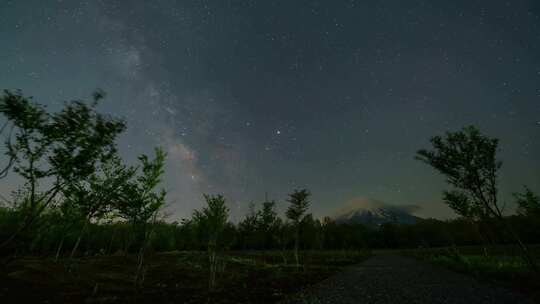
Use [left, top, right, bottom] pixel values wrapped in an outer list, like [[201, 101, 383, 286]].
[[237, 198, 283, 250], [416, 125, 537, 271], [116, 147, 167, 286], [46, 90, 125, 188], [238, 201, 260, 249], [0, 90, 125, 249], [0, 91, 52, 248], [117, 148, 167, 245], [515, 186, 540, 218], [65, 155, 135, 258], [0, 116, 15, 179], [259, 199, 281, 249], [286, 189, 310, 267], [192, 194, 229, 290], [300, 214, 323, 250]]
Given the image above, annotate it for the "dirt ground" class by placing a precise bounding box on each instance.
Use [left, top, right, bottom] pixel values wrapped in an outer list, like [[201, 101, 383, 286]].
[[0, 250, 370, 303]]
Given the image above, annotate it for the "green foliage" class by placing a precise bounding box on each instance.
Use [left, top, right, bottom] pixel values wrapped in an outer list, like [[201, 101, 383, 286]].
[[514, 186, 540, 218], [0, 90, 127, 250], [417, 125, 538, 272], [64, 155, 135, 223], [403, 247, 538, 289], [442, 190, 474, 218], [286, 189, 311, 267], [47, 104, 125, 187], [0, 91, 49, 186], [416, 125, 501, 220], [191, 194, 230, 289], [0, 89, 170, 266], [300, 214, 323, 249], [192, 194, 229, 247], [1, 91, 52, 223], [286, 189, 310, 224], [259, 200, 282, 248], [238, 202, 259, 248], [116, 147, 167, 225], [237, 200, 283, 250], [1, 201, 540, 257], [260, 200, 279, 230], [1, 89, 126, 194]]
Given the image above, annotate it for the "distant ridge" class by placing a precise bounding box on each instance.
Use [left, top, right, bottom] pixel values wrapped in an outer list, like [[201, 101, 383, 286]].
[[329, 197, 421, 225]]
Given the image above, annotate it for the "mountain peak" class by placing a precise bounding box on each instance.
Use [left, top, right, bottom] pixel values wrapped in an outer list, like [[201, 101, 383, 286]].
[[329, 197, 421, 225]]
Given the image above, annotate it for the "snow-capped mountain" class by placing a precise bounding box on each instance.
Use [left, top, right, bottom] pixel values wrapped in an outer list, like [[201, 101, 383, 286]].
[[329, 198, 421, 225]]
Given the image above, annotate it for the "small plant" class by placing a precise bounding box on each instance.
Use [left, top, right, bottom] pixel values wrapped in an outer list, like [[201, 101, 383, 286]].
[[116, 147, 167, 287], [192, 194, 229, 290], [514, 187, 540, 218], [286, 189, 311, 268]]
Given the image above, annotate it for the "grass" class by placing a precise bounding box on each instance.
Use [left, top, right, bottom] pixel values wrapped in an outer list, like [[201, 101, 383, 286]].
[[401, 245, 540, 302], [430, 254, 527, 275], [0, 250, 371, 303]]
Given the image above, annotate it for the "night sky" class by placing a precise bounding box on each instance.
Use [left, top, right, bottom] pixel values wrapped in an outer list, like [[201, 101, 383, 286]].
[[1, 0, 539, 221]]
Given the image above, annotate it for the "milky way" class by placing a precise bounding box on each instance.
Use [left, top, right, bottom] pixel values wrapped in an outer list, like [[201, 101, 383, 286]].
[[1, 1, 539, 220]]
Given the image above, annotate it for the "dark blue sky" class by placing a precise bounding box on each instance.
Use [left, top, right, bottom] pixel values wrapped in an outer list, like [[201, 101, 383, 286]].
[[1, 0, 539, 220]]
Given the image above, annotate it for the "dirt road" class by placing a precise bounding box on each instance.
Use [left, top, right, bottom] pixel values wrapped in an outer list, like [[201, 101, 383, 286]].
[[284, 254, 533, 304]]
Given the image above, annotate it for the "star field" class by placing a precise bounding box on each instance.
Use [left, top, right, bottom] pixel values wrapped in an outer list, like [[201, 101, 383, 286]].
[[0, 0, 539, 220]]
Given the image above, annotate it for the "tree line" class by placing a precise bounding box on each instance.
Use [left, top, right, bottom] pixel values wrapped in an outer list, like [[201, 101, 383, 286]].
[[1, 191, 539, 255]]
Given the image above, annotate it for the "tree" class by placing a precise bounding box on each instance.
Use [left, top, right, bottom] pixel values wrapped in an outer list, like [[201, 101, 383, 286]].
[[46, 90, 126, 257], [286, 189, 310, 267], [0, 90, 125, 249], [0, 116, 15, 179], [515, 186, 540, 218], [46, 90, 125, 188], [238, 201, 259, 249], [0, 91, 52, 249], [416, 125, 537, 271], [64, 155, 135, 258], [259, 199, 281, 249], [116, 147, 167, 286], [192, 194, 229, 290]]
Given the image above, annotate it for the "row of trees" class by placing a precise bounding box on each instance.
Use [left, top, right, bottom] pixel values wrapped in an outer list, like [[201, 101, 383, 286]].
[[2, 194, 538, 255], [0, 90, 167, 285], [184, 189, 312, 288]]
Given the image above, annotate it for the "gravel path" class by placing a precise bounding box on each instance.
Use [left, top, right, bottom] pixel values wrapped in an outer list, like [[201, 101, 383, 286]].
[[284, 254, 533, 304]]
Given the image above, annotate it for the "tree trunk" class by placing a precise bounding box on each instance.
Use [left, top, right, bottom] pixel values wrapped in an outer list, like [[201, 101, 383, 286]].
[[208, 248, 217, 290], [54, 236, 65, 262], [135, 230, 151, 287], [70, 219, 89, 259], [107, 227, 117, 255], [134, 246, 146, 287], [135, 216, 158, 287], [294, 227, 299, 268]]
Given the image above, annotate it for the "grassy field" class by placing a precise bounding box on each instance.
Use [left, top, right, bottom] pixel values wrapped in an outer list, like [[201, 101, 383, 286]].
[[0, 250, 370, 303], [401, 245, 540, 302]]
